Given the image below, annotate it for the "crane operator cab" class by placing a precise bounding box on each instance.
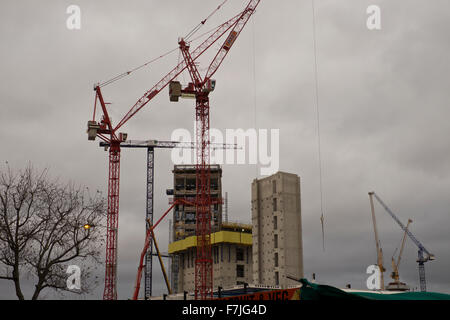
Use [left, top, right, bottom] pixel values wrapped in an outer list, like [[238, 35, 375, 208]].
[[202, 79, 216, 93], [169, 79, 216, 102]]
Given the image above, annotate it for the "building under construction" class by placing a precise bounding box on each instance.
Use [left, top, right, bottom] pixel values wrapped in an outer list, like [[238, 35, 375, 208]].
[[252, 172, 304, 288], [167, 170, 304, 295], [171, 165, 223, 241], [169, 221, 253, 294], [169, 164, 253, 293]]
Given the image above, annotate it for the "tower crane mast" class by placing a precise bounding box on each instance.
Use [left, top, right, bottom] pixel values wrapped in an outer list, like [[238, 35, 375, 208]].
[[174, 0, 260, 299]]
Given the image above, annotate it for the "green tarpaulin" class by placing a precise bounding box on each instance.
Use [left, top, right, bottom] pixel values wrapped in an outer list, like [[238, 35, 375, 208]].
[[299, 279, 450, 300]]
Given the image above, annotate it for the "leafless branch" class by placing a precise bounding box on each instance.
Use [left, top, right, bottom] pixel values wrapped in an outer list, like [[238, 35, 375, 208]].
[[0, 164, 106, 299]]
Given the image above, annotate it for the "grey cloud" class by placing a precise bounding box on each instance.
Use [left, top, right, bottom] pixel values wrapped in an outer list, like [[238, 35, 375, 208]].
[[0, 0, 449, 299]]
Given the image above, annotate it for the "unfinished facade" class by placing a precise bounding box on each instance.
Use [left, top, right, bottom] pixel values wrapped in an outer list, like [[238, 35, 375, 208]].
[[171, 164, 222, 241], [169, 222, 252, 293], [251, 171, 303, 288]]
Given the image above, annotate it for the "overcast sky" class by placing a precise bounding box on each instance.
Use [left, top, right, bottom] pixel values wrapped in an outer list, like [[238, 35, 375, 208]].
[[1, 0, 449, 299]]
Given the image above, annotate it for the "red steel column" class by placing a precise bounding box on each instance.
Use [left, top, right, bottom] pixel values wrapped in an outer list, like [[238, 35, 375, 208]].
[[194, 93, 213, 300], [104, 141, 121, 300]]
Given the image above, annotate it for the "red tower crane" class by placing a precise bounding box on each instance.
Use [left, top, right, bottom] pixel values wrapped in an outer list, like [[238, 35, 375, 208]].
[[173, 0, 260, 300], [87, 0, 260, 300]]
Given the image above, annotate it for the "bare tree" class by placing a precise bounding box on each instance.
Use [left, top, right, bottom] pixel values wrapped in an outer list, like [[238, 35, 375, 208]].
[[0, 165, 106, 299]]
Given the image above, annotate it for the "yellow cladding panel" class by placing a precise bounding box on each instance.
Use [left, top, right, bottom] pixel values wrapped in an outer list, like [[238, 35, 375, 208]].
[[168, 231, 252, 254], [168, 236, 197, 253]]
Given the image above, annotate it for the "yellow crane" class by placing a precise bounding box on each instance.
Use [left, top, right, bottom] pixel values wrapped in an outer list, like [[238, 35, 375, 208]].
[[386, 219, 412, 291], [368, 192, 386, 290]]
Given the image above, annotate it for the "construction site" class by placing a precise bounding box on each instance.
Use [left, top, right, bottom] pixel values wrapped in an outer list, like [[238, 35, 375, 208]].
[[1, 0, 450, 303], [83, 0, 448, 301]]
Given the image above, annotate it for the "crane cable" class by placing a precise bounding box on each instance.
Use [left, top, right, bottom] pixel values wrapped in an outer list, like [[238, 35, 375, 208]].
[[311, 0, 326, 252], [252, 16, 258, 178], [98, 47, 179, 88], [187, 11, 243, 46], [184, 0, 229, 40], [99, 1, 229, 88], [100, 16, 231, 88]]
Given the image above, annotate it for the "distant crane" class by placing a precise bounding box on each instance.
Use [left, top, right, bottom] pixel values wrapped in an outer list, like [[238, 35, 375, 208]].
[[368, 192, 386, 290], [386, 219, 412, 291], [100, 139, 237, 299], [369, 192, 435, 292]]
